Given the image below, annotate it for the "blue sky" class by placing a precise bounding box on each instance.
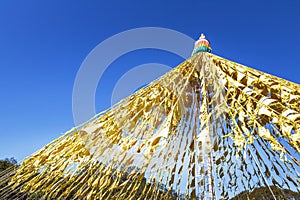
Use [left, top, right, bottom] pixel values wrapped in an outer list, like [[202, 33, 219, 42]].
[[0, 0, 299, 162]]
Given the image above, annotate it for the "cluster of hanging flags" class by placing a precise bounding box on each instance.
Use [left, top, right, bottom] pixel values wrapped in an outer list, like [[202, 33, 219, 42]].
[[0, 33, 299, 200]]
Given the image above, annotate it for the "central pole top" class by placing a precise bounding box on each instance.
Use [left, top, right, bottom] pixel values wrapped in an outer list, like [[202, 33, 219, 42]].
[[192, 33, 212, 55], [200, 33, 206, 39]]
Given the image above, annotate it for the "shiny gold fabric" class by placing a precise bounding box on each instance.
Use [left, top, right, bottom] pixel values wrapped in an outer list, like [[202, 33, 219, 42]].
[[3, 52, 300, 199]]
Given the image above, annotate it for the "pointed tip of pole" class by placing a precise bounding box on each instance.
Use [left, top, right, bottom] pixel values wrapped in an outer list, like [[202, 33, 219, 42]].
[[200, 33, 206, 39]]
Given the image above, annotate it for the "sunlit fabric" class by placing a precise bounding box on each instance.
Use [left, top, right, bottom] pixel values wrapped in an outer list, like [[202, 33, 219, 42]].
[[0, 52, 299, 199]]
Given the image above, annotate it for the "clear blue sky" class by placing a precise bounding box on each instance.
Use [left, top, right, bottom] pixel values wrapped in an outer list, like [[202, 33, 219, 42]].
[[0, 0, 299, 162]]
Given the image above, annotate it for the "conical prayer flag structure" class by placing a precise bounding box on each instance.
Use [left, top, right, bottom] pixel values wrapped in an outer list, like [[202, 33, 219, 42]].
[[0, 35, 299, 199]]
